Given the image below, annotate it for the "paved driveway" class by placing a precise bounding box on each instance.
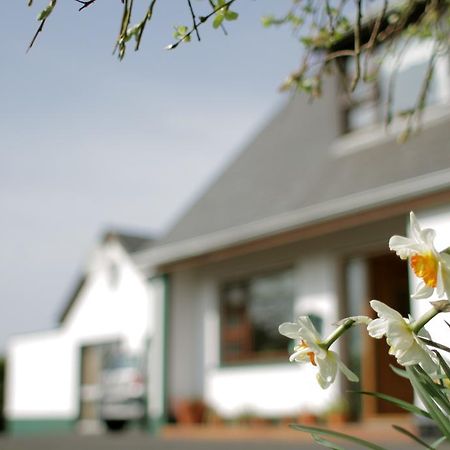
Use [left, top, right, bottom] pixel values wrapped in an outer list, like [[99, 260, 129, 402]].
[[0, 433, 448, 450]]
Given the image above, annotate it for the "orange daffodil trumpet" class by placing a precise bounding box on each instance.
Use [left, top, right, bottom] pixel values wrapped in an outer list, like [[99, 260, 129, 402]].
[[389, 212, 450, 300], [278, 316, 359, 389]]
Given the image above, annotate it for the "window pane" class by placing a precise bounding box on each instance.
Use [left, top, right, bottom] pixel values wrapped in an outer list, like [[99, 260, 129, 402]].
[[221, 268, 294, 363], [347, 102, 378, 131], [249, 270, 294, 353], [380, 60, 440, 114], [343, 38, 449, 133]]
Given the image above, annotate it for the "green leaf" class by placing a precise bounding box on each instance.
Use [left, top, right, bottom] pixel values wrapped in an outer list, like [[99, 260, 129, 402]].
[[37, 3, 54, 21], [287, 13, 303, 27], [407, 367, 450, 438], [261, 15, 275, 27], [355, 391, 430, 418], [414, 366, 450, 412], [390, 364, 410, 379], [430, 436, 448, 448], [419, 337, 450, 354], [213, 14, 224, 29], [433, 351, 450, 381], [313, 434, 348, 450], [225, 10, 238, 21], [392, 425, 434, 449], [173, 25, 190, 42], [290, 424, 390, 450], [300, 36, 314, 47]]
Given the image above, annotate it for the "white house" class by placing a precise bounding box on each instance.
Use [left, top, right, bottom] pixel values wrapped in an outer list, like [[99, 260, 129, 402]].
[[5, 231, 167, 434], [132, 85, 450, 424], [5, 24, 450, 433]]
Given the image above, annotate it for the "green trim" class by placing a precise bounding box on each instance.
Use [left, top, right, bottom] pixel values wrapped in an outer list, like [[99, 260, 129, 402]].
[[145, 274, 170, 435], [7, 419, 75, 435], [161, 273, 170, 427], [147, 415, 165, 434]]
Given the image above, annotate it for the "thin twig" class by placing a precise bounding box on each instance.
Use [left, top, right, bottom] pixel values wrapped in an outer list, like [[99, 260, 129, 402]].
[[27, 18, 46, 52], [413, 41, 438, 127], [325, 49, 355, 62], [324, 0, 335, 34], [187, 0, 201, 41], [350, 0, 362, 92], [385, 36, 412, 127], [363, 0, 388, 80], [378, 0, 418, 44], [115, 0, 133, 59], [166, 0, 236, 50], [28, 0, 58, 51], [135, 0, 158, 51], [74, 0, 96, 11], [366, 0, 388, 50]]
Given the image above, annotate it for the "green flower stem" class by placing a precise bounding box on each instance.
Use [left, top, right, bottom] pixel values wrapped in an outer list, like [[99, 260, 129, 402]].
[[411, 306, 440, 334], [322, 319, 355, 350]]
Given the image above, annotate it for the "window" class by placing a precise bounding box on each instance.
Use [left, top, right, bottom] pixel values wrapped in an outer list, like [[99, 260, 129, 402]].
[[108, 261, 120, 288], [342, 38, 449, 133], [220, 268, 295, 364]]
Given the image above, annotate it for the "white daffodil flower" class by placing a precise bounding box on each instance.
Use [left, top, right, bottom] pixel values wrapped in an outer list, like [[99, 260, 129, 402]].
[[279, 316, 359, 389], [389, 211, 450, 299], [367, 300, 438, 374]]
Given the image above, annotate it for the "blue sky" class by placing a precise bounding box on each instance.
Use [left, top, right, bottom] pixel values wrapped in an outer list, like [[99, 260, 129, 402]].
[[0, 1, 301, 352]]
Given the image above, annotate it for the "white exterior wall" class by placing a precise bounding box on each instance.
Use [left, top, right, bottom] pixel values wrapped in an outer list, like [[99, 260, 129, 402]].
[[64, 241, 153, 352], [5, 330, 77, 419], [171, 251, 341, 418], [169, 271, 204, 399], [5, 239, 156, 423], [412, 207, 450, 344]]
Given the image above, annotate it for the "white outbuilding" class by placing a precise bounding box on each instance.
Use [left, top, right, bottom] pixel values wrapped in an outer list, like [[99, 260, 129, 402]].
[[5, 231, 168, 434]]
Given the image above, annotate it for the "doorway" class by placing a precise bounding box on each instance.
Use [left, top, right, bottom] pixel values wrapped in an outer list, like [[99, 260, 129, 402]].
[[363, 253, 413, 417]]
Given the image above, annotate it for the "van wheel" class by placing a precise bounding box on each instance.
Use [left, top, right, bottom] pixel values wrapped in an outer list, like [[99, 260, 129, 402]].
[[104, 419, 127, 431]]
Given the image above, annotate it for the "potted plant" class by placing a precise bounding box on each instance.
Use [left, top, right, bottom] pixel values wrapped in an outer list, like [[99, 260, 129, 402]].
[[322, 398, 349, 425], [172, 398, 205, 424]]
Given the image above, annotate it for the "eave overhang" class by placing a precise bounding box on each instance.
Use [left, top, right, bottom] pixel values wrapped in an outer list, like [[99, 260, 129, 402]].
[[134, 168, 450, 273]]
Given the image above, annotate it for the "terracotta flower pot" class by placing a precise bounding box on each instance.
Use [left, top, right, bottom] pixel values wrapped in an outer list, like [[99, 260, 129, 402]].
[[172, 399, 205, 424], [298, 412, 318, 425]]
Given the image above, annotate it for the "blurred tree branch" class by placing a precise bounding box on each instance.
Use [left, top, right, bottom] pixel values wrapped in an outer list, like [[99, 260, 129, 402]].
[[26, 0, 450, 137]]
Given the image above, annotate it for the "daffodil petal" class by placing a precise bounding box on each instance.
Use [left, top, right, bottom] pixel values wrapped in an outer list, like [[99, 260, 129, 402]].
[[316, 352, 337, 389], [368, 299, 438, 373], [297, 317, 321, 340], [278, 322, 300, 339], [420, 228, 437, 248], [411, 281, 434, 299], [336, 356, 359, 382], [367, 318, 387, 339], [370, 300, 404, 321], [409, 211, 421, 242], [388, 235, 420, 259]]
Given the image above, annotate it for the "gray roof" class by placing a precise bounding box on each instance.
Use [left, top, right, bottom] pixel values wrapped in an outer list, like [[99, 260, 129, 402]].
[[103, 230, 154, 254], [160, 89, 340, 245], [158, 91, 450, 251]]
